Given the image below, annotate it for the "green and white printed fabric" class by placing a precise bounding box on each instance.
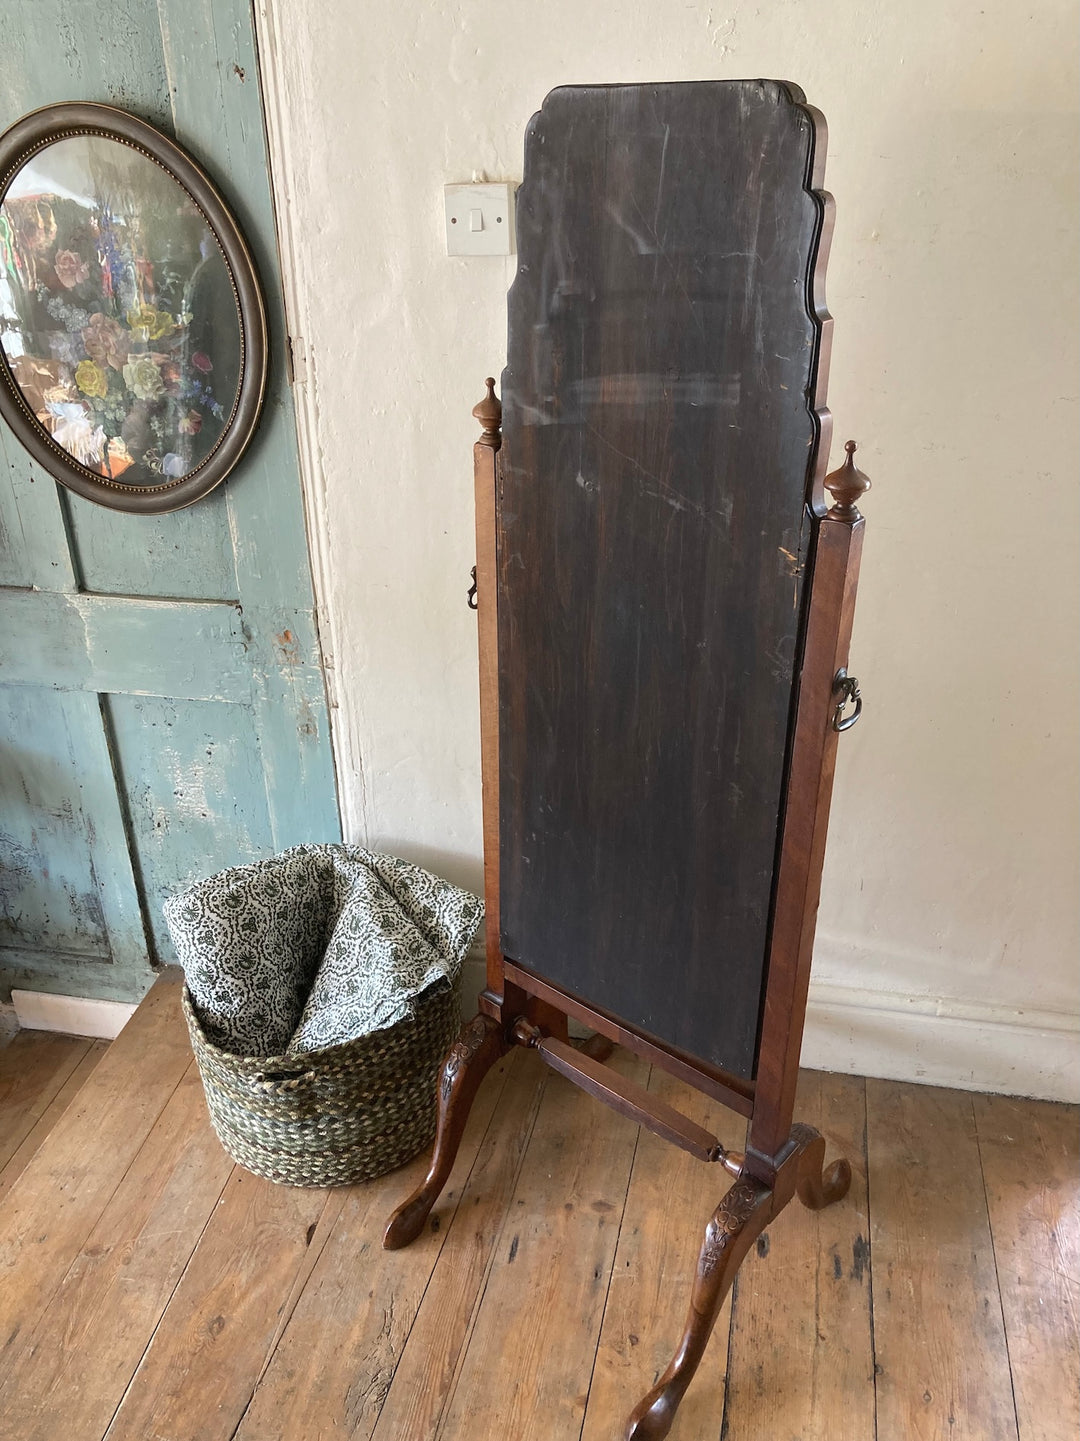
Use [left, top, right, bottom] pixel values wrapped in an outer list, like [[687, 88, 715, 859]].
[[163, 844, 483, 1058]]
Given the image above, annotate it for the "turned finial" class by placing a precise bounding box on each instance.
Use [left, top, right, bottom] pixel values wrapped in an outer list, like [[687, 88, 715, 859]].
[[472, 376, 502, 449], [824, 440, 871, 521]]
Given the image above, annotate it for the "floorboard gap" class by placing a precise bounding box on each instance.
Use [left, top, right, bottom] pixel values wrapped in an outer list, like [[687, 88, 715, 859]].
[[9, 1052, 197, 1407], [100, 1159, 238, 1440], [577, 1063, 651, 1441], [972, 1095, 1023, 1441], [862, 1077, 880, 1441], [429, 1066, 551, 1441], [360, 1053, 521, 1439]]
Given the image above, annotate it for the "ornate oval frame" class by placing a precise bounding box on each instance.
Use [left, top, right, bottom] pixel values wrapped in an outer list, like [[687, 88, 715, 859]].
[[0, 102, 268, 514]]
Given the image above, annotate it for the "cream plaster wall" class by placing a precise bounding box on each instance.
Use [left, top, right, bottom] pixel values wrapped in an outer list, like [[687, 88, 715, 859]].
[[254, 0, 1079, 1098]]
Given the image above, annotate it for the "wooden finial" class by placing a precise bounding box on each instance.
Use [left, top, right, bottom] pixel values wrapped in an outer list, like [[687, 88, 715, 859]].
[[824, 440, 871, 521], [472, 377, 502, 449]]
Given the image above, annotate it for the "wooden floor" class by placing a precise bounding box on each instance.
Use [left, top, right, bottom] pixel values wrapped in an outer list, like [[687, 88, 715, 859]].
[[0, 972, 1075, 1441]]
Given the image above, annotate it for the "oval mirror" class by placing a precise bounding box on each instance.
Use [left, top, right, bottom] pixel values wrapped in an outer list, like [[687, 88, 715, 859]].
[[0, 103, 267, 513]]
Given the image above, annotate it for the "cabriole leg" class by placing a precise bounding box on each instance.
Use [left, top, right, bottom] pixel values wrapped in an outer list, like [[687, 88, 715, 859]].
[[624, 1176, 774, 1441], [382, 1013, 504, 1250]]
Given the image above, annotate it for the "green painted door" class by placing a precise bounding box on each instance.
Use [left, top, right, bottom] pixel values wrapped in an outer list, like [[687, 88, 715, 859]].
[[0, 2, 340, 1003]]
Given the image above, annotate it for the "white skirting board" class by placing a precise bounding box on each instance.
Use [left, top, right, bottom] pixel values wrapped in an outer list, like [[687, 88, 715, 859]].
[[457, 957, 1079, 1103], [802, 983, 1079, 1103], [11, 989, 138, 1041]]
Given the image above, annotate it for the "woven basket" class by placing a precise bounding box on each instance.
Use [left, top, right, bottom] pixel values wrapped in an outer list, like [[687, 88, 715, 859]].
[[182, 980, 459, 1187]]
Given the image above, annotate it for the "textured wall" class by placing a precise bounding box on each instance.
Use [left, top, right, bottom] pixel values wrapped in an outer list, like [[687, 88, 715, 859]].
[[254, 0, 1079, 1097]]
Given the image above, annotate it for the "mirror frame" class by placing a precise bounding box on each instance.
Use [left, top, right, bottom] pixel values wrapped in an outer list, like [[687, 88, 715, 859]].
[[0, 102, 268, 514]]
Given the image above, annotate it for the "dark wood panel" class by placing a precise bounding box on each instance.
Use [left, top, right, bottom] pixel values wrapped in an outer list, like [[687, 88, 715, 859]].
[[497, 81, 829, 1078]]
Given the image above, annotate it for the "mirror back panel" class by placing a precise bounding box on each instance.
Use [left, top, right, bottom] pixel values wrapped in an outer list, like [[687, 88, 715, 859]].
[[496, 81, 830, 1080]]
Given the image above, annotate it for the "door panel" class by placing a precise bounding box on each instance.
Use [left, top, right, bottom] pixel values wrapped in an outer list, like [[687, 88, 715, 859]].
[[1, 591, 251, 701], [64, 488, 239, 601], [107, 695, 274, 966], [0, 427, 78, 591], [1, 691, 112, 962], [0, 687, 149, 995], [0, 0, 340, 1003]]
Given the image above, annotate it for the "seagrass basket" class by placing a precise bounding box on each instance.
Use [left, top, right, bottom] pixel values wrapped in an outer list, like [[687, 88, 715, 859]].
[[182, 979, 460, 1187]]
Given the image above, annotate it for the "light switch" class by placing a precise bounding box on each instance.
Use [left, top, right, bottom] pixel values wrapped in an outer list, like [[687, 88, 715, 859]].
[[445, 182, 515, 256]]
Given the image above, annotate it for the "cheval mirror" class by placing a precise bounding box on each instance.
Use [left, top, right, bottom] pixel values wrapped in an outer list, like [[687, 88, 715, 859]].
[[386, 79, 872, 1438]]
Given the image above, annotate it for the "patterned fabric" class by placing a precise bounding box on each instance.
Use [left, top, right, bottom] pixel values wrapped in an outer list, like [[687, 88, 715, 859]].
[[287, 850, 483, 1054], [163, 844, 483, 1058], [163, 847, 330, 1055]]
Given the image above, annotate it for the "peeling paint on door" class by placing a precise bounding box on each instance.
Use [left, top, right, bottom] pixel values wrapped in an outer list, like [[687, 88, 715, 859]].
[[0, 0, 340, 1004]]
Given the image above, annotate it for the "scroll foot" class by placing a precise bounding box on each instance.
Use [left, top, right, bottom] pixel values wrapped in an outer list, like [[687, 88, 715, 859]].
[[624, 1176, 773, 1440], [790, 1122, 852, 1211], [383, 1013, 504, 1249]]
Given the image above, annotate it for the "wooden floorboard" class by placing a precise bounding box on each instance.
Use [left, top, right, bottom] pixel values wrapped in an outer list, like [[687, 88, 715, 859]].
[[0, 1038, 107, 1203], [234, 1049, 541, 1441], [2, 1063, 233, 1441], [973, 1093, 1079, 1441], [582, 1066, 746, 1441], [0, 972, 192, 1373], [0, 978, 1075, 1441], [102, 1165, 332, 1441], [0, 1031, 94, 1174], [366, 1052, 546, 1441], [434, 1046, 648, 1441], [867, 1079, 1019, 1441], [723, 1069, 876, 1441]]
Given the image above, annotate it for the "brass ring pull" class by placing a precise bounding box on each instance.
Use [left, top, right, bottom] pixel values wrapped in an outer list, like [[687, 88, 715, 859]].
[[832, 668, 862, 732]]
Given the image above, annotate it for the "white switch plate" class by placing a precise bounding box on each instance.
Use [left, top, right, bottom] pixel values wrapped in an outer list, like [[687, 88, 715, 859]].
[[444, 182, 515, 256]]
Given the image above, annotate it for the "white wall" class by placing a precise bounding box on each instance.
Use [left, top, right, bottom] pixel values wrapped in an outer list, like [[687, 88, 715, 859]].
[[254, 0, 1079, 1100]]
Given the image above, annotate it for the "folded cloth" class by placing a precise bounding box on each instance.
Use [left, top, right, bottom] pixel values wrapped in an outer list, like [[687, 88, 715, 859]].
[[286, 849, 483, 1054], [163, 844, 483, 1058]]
